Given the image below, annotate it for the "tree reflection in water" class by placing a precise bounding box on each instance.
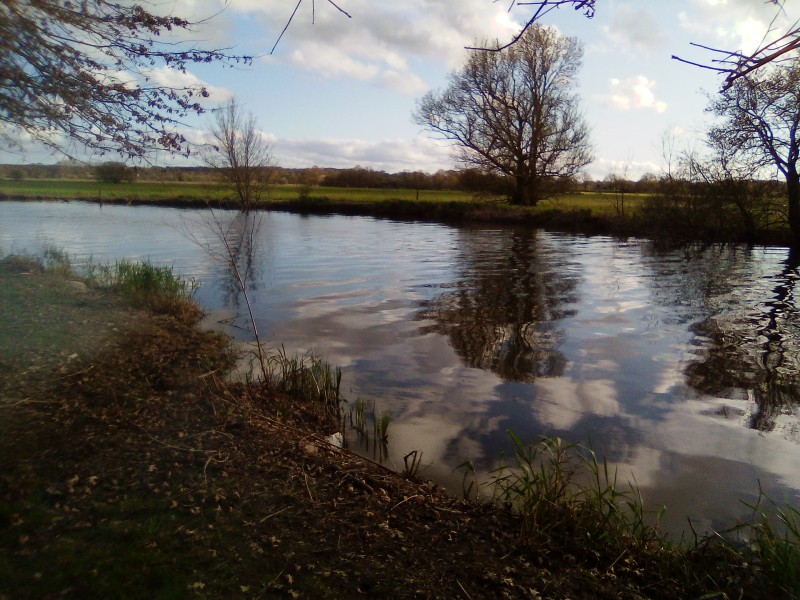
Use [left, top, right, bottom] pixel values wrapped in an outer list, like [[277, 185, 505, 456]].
[[416, 229, 579, 382], [686, 251, 800, 434], [185, 210, 263, 325]]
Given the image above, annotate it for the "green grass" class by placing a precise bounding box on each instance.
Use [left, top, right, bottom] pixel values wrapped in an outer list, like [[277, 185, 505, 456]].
[[2, 179, 792, 244], [265, 348, 344, 429], [484, 432, 664, 553], [0, 178, 664, 234], [732, 487, 800, 597], [0, 178, 236, 203], [0, 493, 204, 599], [543, 191, 651, 216], [0, 178, 480, 205], [468, 430, 800, 597], [86, 260, 197, 312], [0, 177, 638, 211], [0, 253, 128, 378]]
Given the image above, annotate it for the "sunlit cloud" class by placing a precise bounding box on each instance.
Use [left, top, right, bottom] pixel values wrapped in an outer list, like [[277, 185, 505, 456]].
[[273, 135, 454, 172], [288, 43, 379, 81], [248, 0, 524, 86], [602, 76, 668, 113], [681, 0, 800, 54], [144, 67, 234, 104]]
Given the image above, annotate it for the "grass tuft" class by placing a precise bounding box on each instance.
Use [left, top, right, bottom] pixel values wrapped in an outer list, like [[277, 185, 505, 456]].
[[266, 348, 344, 428], [486, 432, 664, 555], [87, 260, 198, 316], [734, 485, 800, 597]]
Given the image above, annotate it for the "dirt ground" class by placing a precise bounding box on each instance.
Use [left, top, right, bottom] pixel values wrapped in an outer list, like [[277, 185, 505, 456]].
[[0, 258, 742, 599]]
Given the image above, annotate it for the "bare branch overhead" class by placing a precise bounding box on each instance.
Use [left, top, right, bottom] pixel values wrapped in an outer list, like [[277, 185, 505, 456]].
[[674, 0, 800, 90], [468, 1, 596, 52], [270, 0, 352, 55], [0, 0, 251, 160]]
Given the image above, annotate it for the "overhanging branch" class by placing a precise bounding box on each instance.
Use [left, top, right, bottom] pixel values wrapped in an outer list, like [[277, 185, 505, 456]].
[[467, 1, 595, 52]]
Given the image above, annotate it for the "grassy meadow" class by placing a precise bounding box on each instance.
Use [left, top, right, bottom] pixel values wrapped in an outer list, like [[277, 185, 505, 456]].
[[0, 178, 474, 204], [0, 177, 641, 216]]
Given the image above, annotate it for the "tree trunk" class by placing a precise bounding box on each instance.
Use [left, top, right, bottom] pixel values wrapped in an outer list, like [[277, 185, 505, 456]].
[[788, 169, 800, 247], [511, 176, 537, 206]]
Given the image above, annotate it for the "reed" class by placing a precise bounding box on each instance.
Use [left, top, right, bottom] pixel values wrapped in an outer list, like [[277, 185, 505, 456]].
[[88, 260, 196, 312], [373, 409, 391, 445], [349, 396, 368, 437], [731, 486, 800, 597], [402, 450, 423, 480], [484, 431, 665, 560], [267, 348, 344, 426]]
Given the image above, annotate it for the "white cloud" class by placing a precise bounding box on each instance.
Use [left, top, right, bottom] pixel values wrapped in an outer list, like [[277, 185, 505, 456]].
[[247, 0, 526, 90], [273, 135, 454, 172], [381, 70, 429, 95], [144, 67, 234, 104], [288, 43, 379, 80], [602, 76, 668, 113]]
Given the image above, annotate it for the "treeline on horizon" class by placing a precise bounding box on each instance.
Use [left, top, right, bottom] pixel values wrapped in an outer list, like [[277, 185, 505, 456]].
[[0, 160, 788, 198]]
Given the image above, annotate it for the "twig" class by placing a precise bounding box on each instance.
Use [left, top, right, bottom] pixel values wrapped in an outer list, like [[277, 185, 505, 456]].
[[268, 569, 285, 587], [271, 0, 302, 55], [389, 494, 422, 513], [468, 0, 595, 52], [456, 578, 473, 600], [258, 505, 291, 523], [304, 471, 316, 502], [271, 0, 351, 55]]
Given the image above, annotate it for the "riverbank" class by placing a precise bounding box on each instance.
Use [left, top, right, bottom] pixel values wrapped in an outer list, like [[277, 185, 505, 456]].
[[2, 179, 794, 247], [2, 254, 798, 598]]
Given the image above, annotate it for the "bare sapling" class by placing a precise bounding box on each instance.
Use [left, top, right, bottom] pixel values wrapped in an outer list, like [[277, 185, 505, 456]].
[[184, 209, 269, 382]]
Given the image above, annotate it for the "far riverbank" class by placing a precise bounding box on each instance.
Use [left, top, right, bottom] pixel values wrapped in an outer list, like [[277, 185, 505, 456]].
[[1, 178, 795, 246]]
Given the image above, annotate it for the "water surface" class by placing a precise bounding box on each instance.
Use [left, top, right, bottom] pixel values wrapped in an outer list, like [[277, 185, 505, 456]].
[[3, 200, 799, 537]]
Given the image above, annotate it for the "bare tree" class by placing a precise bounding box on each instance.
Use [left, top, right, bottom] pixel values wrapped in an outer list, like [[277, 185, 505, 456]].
[[0, 0, 248, 159], [606, 157, 631, 217], [414, 25, 593, 207], [206, 99, 274, 211], [705, 62, 800, 242]]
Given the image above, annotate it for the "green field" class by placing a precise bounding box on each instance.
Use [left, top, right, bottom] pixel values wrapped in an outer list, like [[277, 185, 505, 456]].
[[0, 178, 641, 217], [0, 178, 473, 204]]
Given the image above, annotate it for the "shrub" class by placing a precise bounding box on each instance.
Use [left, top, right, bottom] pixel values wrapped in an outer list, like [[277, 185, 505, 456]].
[[94, 161, 134, 184]]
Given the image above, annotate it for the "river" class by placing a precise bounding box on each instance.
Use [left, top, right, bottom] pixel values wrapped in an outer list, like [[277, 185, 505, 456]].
[[2, 200, 799, 537]]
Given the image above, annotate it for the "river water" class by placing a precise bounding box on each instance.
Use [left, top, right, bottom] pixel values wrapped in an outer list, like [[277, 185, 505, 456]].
[[3, 200, 799, 537]]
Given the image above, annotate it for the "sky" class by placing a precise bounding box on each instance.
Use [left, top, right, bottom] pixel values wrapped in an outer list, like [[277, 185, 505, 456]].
[[5, 0, 800, 180]]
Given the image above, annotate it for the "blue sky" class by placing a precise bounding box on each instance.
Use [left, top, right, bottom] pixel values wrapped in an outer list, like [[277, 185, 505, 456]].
[[5, 0, 800, 180]]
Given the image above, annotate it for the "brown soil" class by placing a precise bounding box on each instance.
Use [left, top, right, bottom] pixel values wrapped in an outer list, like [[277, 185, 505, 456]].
[[0, 259, 737, 599]]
